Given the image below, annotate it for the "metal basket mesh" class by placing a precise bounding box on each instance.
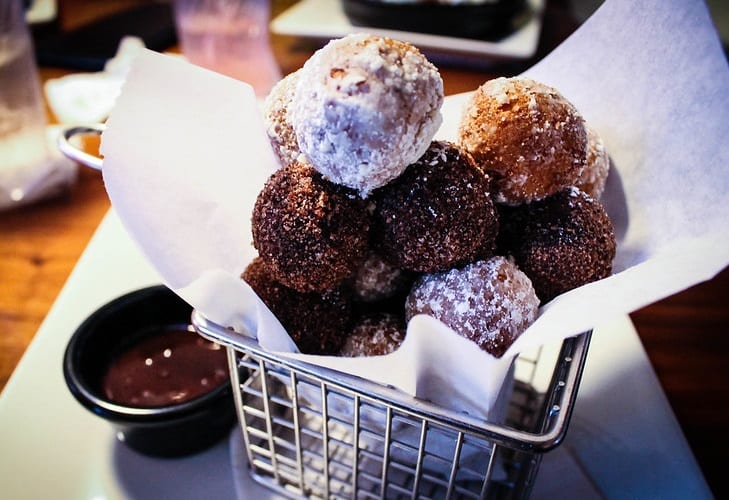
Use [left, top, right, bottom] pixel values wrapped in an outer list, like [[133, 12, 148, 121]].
[[193, 313, 590, 499]]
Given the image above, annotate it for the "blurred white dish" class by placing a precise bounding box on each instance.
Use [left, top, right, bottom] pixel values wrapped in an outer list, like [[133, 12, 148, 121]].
[[271, 0, 544, 60]]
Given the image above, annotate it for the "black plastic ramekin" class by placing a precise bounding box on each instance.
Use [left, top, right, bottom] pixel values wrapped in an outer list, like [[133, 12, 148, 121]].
[[63, 285, 236, 458]]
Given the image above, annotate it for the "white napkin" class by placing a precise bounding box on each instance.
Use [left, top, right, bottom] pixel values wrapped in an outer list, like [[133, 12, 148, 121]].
[[44, 36, 145, 124], [99, 0, 729, 418], [0, 126, 76, 210]]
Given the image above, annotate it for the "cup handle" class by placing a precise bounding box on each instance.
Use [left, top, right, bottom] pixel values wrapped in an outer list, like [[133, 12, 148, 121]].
[[57, 124, 106, 171]]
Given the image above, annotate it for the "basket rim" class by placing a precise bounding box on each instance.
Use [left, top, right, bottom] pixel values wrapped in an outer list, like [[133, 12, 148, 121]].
[[191, 310, 591, 453]]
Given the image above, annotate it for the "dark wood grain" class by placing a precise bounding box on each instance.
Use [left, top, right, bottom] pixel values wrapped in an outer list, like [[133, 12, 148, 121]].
[[631, 267, 729, 498]]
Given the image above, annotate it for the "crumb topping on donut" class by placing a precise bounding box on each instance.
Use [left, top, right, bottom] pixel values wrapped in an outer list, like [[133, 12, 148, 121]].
[[458, 77, 587, 205], [575, 126, 610, 199]]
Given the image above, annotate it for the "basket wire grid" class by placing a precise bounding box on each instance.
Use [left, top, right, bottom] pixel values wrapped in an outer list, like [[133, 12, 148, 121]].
[[192, 311, 591, 499]]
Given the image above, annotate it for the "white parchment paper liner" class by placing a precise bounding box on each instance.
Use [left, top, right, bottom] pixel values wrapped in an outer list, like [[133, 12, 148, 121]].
[[99, 0, 729, 419]]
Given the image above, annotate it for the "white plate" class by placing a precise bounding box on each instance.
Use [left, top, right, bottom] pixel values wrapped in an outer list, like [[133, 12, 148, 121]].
[[26, 0, 57, 25], [271, 0, 545, 60], [0, 207, 711, 499]]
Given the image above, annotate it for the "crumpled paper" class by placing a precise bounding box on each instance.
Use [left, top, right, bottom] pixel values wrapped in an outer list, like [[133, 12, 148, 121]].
[[99, 0, 729, 418]]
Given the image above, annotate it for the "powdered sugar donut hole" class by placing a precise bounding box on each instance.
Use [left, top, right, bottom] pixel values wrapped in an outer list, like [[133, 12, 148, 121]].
[[262, 69, 306, 169], [340, 312, 406, 357], [575, 125, 610, 200], [291, 34, 444, 196], [405, 256, 540, 357], [352, 250, 415, 303]]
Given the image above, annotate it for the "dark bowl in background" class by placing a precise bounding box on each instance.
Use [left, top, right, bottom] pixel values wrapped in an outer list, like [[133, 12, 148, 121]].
[[63, 285, 236, 458], [341, 0, 529, 41]]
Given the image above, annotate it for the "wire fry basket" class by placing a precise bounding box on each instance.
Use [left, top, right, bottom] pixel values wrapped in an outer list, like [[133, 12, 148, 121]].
[[192, 311, 591, 499]]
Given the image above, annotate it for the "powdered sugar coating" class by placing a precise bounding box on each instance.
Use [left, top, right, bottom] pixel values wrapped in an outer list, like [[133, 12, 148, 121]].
[[575, 126, 609, 200], [352, 250, 414, 302], [340, 312, 406, 357], [291, 34, 444, 196], [405, 257, 539, 357], [262, 69, 306, 168], [458, 76, 587, 205]]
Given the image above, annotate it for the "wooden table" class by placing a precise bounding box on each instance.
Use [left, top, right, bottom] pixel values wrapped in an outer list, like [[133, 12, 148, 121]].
[[1, 1, 727, 497]]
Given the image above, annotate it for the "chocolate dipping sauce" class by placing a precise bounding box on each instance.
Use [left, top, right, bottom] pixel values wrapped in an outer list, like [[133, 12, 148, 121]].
[[102, 326, 228, 407]]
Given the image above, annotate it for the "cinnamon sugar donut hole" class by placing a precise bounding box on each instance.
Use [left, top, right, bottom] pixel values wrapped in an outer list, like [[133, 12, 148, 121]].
[[252, 162, 370, 293], [497, 187, 616, 303], [242, 257, 351, 355], [372, 141, 499, 273], [291, 34, 444, 196], [458, 76, 588, 205]]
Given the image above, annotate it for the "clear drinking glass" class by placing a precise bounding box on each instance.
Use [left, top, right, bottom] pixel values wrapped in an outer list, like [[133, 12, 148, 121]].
[[0, 0, 52, 207], [173, 0, 282, 97]]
